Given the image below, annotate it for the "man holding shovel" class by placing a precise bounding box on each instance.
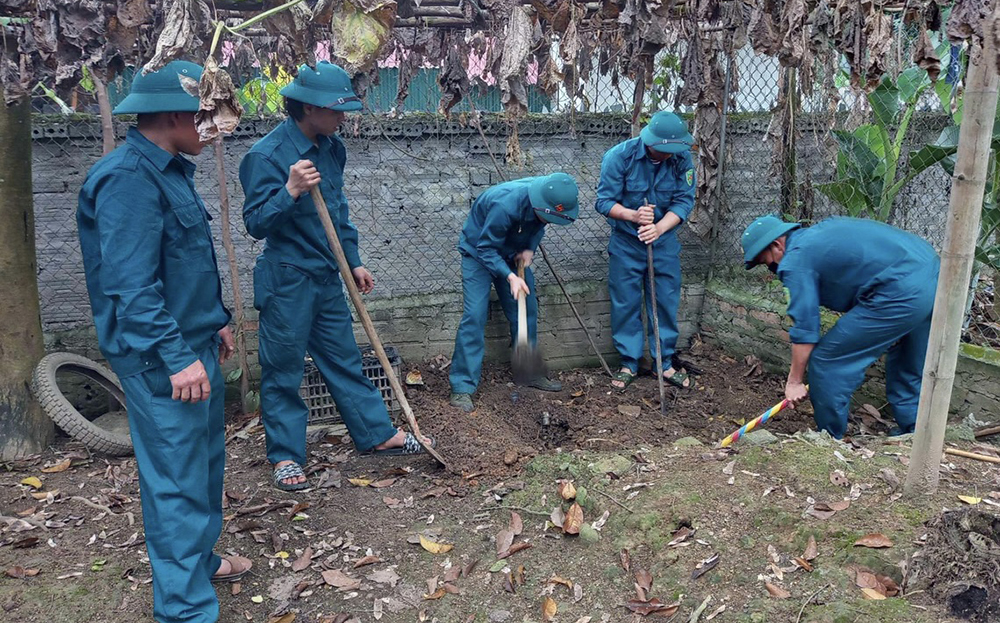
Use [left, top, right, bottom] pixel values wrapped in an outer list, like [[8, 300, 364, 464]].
[[449, 173, 580, 413], [596, 111, 695, 393], [240, 62, 433, 492], [741, 215, 940, 439]]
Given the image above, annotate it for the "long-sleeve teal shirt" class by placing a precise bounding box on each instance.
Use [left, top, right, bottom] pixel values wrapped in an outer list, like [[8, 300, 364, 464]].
[[777, 217, 940, 344], [595, 137, 696, 238], [240, 118, 362, 276], [458, 178, 547, 280], [77, 128, 231, 378]]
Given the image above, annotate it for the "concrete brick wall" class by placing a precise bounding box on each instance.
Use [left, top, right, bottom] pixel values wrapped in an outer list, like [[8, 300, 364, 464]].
[[31, 113, 708, 375], [700, 278, 1000, 421]]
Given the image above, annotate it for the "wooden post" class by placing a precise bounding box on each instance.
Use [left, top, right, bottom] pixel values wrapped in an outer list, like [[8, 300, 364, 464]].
[[904, 11, 1000, 497], [90, 69, 116, 155]]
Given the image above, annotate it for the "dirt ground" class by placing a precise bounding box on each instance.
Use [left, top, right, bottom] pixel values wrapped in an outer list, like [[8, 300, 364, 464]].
[[2, 343, 999, 623]]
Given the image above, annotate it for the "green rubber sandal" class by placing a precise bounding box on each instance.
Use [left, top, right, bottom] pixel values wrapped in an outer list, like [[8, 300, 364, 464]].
[[664, 370, 690, 389], [611, 370, 636, 392]]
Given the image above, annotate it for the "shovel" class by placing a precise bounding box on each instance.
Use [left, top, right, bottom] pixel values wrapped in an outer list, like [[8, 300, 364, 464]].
[[511, 259, 546, 385], [309, 187, 446, 467], [644, 197, 667, 417]]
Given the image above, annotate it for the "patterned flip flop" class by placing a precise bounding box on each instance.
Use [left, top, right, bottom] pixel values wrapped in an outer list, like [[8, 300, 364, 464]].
[[273, 462, 310, 491], [367, 432, 435, 456]]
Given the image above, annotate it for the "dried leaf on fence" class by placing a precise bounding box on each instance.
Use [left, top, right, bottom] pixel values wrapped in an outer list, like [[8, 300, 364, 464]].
[[330, 0, 397, 76], [144, 0, 211, 74], [196, 57, 243, 142], [912, 26, 941, 82]]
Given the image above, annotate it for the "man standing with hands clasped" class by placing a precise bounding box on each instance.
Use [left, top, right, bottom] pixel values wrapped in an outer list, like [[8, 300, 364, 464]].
[[596, 111, 696, 392], [77, 60, 250, 623], [241, 61, 433, 492]]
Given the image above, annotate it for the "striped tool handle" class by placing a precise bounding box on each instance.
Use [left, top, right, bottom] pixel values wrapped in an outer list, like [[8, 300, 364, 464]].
[[718, 385, 809, 448]]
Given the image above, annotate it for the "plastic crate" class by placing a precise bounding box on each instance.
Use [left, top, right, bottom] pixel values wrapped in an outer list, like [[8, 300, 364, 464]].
[[300, 344, 403, 425]]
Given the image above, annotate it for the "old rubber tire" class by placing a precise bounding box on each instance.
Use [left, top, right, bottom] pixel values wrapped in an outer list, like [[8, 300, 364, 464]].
[[31, 353, 133, 456]]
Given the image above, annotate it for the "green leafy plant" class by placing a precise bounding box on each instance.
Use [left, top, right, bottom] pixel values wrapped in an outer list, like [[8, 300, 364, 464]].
[[817, 67, 955, 222]]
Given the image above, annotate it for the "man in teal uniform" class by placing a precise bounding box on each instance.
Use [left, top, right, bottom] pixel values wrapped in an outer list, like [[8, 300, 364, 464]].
[[77, 60, 250, 623], [596, 111, 696, 392], [241, 62, 432, 491], [741, 215, 940, 438], [448, 173, 580, 413]]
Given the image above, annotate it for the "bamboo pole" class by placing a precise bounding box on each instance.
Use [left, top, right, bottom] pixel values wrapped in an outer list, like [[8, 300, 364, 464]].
[[214, 139, 250, 413], [975, 424, 1000, 438], [309, 188, 446, 467], [904, 10, 1000, 497], [944, 447, 1000, 465]]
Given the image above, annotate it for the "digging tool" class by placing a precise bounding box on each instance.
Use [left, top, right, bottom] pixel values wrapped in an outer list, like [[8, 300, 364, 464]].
[[309, 187, 446, 467], [537, 243, 613, 378], [644, 198, 667, 417], [511, 259, 546, 385], [718, 386, 810, 448]]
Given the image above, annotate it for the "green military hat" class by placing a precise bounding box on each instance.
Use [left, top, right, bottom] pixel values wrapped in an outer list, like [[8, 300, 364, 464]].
[[113, 60, 203, 115], [280, 61, 363, 111], [640, 111, 694, 154], [741, 215, 801, 268], [530, 172, 580, 225]]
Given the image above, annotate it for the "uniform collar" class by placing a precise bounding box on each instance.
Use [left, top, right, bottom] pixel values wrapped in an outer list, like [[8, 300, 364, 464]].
[[126, 127, 176, 172], [283, 117, 333, 156]]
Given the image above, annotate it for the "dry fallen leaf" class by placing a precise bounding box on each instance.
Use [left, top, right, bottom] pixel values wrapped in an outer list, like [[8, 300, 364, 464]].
[[691, 553, 720, 580], [803, 535, 818, 560], [625, 598, 680, 616], [765, 582, 791, 599], [422, 587, 447, 600], [806, 507, 837, 520], [830, 470, 849, 487], [557, 480, 577, 500], [353, 555, 380, 569], [855, 570, 880, 590], [321, 569, 361, 591], [563, 502, 584, 535], [509, 511, 523, 536], [854, 534, 893, 549], [41, 459, 71, 473], [877, 575, 900, 597], [958, 495, 983, 505], [542, 596, 558, 622], [291, 547, 313, 572], [793, 557, 814, 572], [634, 569, 653, 593], [5, 567, 40, 579], [268, 614, 296, 623], [826, 500, 851, 511], [548, 575, 574, 590], [550, 507, 566, 528], [498, 542, 532, 559], [405, 370, 424, 386], [348, 478, 373, 487], [861, 587, 887, 600], [496, 529, 514, 557], [20, 477, 43, 490], [419, 535, 453, 555], [620, 548, 631, 572], [667, 526, 694, 547], [367, 567, 402, 587]]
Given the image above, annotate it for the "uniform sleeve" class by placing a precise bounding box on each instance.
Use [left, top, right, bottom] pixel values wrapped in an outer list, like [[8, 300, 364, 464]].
[[595, 148, 625, 216], [94, 178, 199, 375], [527, 224, 546, 253], [474, 197, 517, 280], [668, 156, 696, 222], [781, 268, 822, 344], [240, 151, 298, 240], [336, 190, 363, 269]]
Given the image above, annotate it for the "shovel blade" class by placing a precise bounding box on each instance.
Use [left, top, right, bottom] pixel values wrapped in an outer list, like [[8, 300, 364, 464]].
[[512, 343, 546, 385]]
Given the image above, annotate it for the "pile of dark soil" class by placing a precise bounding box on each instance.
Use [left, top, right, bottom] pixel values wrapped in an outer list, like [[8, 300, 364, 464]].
[[912, 508, 1000, 622], [408, 342, 813, 478]]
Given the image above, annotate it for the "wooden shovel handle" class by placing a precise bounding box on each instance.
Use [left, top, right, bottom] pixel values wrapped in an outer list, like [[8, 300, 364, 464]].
[[516, 259, 528, 346], [309, 187, 445, 466]]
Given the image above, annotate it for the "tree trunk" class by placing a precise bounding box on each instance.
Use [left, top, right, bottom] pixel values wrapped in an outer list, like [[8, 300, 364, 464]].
[[0, 98, 54, 459], [90, 69, 116, 155], [904, 13, 1000, 497], [214, 139, 250, 412]]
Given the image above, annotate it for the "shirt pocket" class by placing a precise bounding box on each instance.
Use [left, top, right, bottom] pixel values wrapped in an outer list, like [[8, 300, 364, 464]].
[[166, 201, 213, 262], [624, 168, 651, 208], [652, 172, 677, 211]]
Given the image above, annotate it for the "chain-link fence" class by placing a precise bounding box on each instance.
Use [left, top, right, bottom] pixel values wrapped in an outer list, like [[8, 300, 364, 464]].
[[28, 23, 999, 378]]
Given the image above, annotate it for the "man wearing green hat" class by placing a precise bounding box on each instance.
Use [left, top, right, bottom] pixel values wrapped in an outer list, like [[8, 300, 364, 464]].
[[596, 111, 696, 392], [77, 60, 250, 623], [448, 173, 580, 412], [241, 61, 432, 491], [741, 215, 940, 438]]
